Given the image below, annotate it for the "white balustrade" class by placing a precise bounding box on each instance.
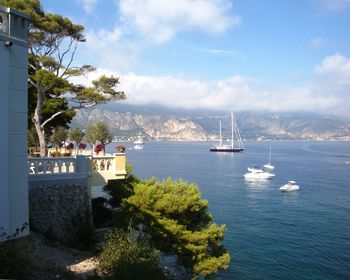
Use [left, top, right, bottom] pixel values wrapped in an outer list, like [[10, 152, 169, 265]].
[[28, 157, 76, 175], [28, 154, 126, 184], [91, 156, 115, 172]]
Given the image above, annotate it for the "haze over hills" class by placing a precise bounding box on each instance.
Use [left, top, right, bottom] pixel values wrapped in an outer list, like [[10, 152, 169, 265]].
[[70, 103, 350, 141]]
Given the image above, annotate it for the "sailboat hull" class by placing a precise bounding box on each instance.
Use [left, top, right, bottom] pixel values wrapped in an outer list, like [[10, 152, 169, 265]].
[[210, 147, 245, 152]]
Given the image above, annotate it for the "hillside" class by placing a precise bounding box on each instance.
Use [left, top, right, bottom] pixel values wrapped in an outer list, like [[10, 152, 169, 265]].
[[70, 105, 350, 141]]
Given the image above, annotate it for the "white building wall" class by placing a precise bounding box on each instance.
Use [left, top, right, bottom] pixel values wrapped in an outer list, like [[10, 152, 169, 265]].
[[0, 7, 29, 241], [0, 22, 10, 239]]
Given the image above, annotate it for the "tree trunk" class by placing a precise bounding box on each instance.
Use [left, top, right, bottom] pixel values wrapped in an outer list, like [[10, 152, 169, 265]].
[[32, 88, 47, 157], [33, 120, 47, 156], [102, 143, 106, 156]]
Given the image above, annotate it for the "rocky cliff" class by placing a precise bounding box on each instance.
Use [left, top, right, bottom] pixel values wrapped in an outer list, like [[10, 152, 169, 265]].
[[71, 107, 350, 141], [72, 109, 210, 141]]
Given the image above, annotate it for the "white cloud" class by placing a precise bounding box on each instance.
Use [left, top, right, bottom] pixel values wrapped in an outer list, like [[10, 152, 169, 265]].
[[83, 27, 140, 72], [76, 0, 98, 14], [118, 0, 240, 44], [118, 73, 339, 113], [82, 0, 240, 71], [314, 53, 350, 87], [73, 53, 349, 116], [313, 0, 350, 11]]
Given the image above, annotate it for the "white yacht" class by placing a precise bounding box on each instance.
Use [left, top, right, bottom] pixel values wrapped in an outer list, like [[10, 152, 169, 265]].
[[133, 134, 145, 150], [244, 166, 275, 180], [263, 145, 274, 170], [279, 181, 300, 192]]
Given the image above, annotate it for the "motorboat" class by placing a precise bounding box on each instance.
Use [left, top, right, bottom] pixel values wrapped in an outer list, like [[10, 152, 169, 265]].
[[279, 181, 300, 192], [244, 166, 275, 180], [133, 134, 145, 150], [263, 145, 274, 170], [210, 112, 245, 153]]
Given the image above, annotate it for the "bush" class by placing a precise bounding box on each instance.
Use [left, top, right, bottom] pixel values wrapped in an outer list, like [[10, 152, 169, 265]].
[[98, 228, 169, 280]]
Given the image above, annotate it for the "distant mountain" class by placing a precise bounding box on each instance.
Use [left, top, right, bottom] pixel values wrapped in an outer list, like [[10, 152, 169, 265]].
[[70, 104, 350, 141], [71, 108, 209, 141]]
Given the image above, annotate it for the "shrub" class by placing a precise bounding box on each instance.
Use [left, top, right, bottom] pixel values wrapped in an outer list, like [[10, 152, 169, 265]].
[[98, 227, 169, 280]]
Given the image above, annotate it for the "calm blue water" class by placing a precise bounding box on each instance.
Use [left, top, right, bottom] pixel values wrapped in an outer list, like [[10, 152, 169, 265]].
[[106, 141, 350, 280]]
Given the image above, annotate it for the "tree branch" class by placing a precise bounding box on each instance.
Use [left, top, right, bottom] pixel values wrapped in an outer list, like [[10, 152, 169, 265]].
[[40, 110, 66, 129]]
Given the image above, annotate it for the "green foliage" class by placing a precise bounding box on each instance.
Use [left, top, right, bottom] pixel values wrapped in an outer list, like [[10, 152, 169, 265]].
[[28, 126, 39, 147], [84, 121, 113, 154], [123, 178, 230, 277], [84, 122, 98, 147], [69, 128, 84, 152], [92, 75, 126, 99], [1, 0, 125, 155], [0, 0, 43, 20], [50, 126, 68, 148], [104, 163, 139, 207], [94, 122, 113, 145], [98, 227, 168, 280]]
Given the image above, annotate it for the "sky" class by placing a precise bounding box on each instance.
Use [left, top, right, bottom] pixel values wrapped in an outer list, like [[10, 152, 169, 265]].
[[41, 0, 350, 116]]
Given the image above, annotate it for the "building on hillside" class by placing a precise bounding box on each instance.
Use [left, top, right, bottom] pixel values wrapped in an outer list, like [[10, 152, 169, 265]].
[[0, 6, 30, 241]]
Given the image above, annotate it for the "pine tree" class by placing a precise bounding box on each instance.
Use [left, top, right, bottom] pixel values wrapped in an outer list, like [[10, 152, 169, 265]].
[[123, 177, 230, 277], [0, 0, 125, 156]]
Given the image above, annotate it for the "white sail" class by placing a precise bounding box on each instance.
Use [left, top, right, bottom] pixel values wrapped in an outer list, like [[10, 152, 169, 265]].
[[210, 112, 244, 152]]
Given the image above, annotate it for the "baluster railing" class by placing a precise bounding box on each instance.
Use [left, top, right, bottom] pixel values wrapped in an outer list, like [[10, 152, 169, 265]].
[[28, 157, 77, 175], [28, 153, 126, 182]]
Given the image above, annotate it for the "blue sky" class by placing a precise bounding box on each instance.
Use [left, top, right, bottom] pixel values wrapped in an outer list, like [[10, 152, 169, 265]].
[[41, 0, 350, 115]]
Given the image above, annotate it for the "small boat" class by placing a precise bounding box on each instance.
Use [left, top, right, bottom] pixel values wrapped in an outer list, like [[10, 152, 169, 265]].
[[346, 161, 350, 165], [263, 145, 274, 170], [210, 112, 244, 153], [279, 181, 300, 192], [133, 134, 145, 150], [244, 166, 275, 180]]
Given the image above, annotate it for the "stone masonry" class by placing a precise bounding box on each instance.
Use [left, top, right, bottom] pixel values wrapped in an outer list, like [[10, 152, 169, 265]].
[[29, 184, 92, 243]]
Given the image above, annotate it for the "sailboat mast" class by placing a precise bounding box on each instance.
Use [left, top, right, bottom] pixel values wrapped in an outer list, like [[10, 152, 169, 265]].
[[231, 112, 234, 148], [232, 112, 244, 148], [219, 121, 222, 147]]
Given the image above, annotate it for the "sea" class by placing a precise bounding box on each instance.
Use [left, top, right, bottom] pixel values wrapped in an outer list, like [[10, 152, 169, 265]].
[[104, 141, 350, 280]]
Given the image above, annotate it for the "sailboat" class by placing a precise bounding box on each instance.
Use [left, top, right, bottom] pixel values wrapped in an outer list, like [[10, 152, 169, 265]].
[[263, 145, 274, 170], [210, 112, 244, 153]]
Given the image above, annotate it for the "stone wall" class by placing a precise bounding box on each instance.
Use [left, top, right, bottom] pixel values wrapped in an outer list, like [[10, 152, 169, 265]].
[[29, 184, 92, 243]]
